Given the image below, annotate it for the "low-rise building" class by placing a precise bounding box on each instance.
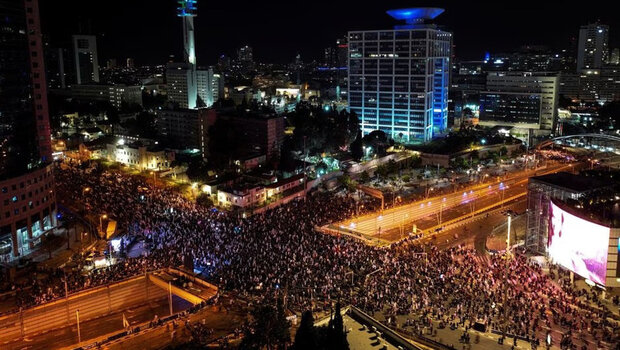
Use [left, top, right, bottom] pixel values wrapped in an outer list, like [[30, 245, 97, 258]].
[[106, 140, 174, 170], [50, 84, 144, 108], [212, 174, 306, 210]]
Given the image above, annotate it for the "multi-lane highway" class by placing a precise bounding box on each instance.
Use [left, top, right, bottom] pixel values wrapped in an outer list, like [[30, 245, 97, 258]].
[[329, 162, 573, 242]]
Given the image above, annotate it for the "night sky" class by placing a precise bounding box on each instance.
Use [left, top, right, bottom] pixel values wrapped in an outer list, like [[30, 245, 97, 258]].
[[39, 0, 618, 66]]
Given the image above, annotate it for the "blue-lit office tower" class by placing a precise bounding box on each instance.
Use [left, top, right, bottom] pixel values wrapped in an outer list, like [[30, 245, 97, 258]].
[[348, 8, 451, 143]]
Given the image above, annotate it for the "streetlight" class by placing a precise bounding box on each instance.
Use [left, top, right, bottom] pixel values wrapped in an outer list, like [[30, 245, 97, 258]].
[[506, 214, 512, 252], [99, 214, 108, 237], [400, 213, 408, 239], [425, 186, 433, 199], [499, 184, 509, 208], [438, 197, 446, 225], [393, 194, 401, 207]]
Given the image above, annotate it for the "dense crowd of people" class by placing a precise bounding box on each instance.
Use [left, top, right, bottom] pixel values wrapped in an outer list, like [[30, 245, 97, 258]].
[[1, 161, 618, 349], [362, 242, 619, 349]]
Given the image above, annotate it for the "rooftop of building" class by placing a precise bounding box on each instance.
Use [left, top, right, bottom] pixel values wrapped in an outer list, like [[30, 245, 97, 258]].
[[265, 174, 305, 189], [530, 171, 611, 193], [386, 8, 444, 23]]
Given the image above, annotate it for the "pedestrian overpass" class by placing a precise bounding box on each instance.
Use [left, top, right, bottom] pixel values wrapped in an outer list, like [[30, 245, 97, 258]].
[[537, 133, 620, 153], [148, 267, 218, 305]]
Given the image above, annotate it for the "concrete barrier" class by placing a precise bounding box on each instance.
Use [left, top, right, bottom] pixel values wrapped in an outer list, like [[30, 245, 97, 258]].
[[0, 274, 166, 342], [349, 306, 424, 350]]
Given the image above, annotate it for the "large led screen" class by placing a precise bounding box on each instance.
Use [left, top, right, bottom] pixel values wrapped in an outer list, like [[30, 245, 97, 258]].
[[548, 201, 610, 285]]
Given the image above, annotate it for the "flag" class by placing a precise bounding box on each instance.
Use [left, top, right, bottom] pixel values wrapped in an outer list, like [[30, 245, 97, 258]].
[[122, 313, 130, 328]]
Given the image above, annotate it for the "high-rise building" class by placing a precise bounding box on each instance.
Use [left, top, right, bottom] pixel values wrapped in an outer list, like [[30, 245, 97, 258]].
[[197, 67, 223, 107], [1, 0, 57, 259], [610, 48, 620, 65], [126, 57, 135, 68], [238, 45, 253, 63], [479, 72, 559, 131], [44, 46, 70, 89], [166, 0, 199, 109], [166, 62, 198, 109], [72, 34, 100, 84], [348, 8, 451, 143], [324, 47, 336, 67], [217, 54, 231, 71], [577, 23, 609, 73], [336, 36, 348, 68]]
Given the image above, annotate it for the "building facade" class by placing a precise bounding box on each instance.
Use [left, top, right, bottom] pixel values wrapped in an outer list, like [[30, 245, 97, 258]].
[[1, 0, 56, 259], [50, 84, 144, 108], [105, 143, 174, 170], [155, 108, 215, 154], [196, 67, 222, 107], [348, 8, 451, 143], [479, 72, 559, 131], [72, 34, 100, 84], [166, 63, 197, 109], [577, 23, 609, 73]]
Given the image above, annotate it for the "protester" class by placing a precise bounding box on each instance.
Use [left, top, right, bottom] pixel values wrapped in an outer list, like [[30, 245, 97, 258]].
[[1, 161, 616, 349]]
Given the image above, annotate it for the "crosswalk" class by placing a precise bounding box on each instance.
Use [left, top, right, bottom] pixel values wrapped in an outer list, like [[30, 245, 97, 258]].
[[472, 254, 491, 267]]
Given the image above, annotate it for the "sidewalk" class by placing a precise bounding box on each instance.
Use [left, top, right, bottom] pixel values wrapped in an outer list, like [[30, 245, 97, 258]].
[[29, 225, 95, 269]]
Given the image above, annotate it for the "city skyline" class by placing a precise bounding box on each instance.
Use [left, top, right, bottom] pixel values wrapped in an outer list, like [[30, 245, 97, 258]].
[[39, 0, 619, 66]]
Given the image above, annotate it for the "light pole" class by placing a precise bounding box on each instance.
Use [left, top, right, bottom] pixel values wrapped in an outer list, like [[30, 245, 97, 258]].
[[99, 214, 107, 238], [168, 281, 173, 315], [76, 309, 81, 343], [438, 197, 446, 225], [506, 214, 512, 251], [499, 183, 507, 208], [501, 213, 512, 342], [425, 186, 433, 199]]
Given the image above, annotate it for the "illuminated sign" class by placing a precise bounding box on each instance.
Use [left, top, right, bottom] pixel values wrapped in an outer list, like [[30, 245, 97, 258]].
[[548, 201, 610, 285]]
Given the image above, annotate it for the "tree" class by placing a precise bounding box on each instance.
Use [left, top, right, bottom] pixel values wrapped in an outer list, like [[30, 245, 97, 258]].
[[499, 146, 508, 157], [241, 298, 290, 350], [41, 233, 56, 259], [358, 171, 370, 183], [208, 118, 241, 169], [470, 149, 479, 160], [411, 154, 422, 169], [597, 100, 620, 129], [292, 311, 317, 350], [386, 159, 398, 174], [350, 130, 363, 161], [375, 164, 388, 179], [337, 175, 357, 193], [326, 302, 349, 350], [196, 193, 213, 207]]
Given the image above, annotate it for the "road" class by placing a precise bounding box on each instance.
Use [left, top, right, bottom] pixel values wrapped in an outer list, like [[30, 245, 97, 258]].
[[2, 298, 175, 350], [329, 162, 572, 243], [416, 199, 528, 251]]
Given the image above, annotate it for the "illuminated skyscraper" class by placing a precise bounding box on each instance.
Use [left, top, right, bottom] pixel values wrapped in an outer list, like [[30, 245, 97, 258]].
[[348, 8, 451, 143]]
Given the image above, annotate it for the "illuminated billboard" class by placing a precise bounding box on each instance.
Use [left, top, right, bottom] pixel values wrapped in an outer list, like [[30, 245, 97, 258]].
[[548, 201, 610, 285]]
